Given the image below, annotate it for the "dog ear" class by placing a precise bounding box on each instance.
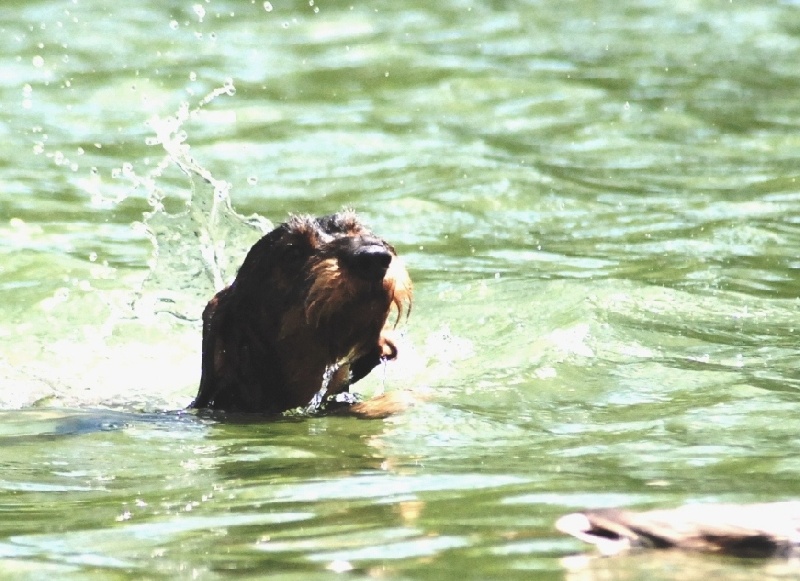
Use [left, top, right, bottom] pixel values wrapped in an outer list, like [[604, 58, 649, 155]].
[[231, 228, 285, 296], [192, 287, 231, 408]]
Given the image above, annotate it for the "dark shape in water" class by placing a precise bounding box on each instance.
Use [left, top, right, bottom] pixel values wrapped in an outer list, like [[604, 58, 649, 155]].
[[557, 502, 800, 558]]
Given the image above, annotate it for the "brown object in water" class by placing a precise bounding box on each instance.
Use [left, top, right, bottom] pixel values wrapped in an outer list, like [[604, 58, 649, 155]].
[[190, 211, 412, 417], [556, 502, 800, 558]]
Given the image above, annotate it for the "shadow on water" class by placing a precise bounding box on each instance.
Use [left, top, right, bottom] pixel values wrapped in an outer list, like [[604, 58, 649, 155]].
[[0, 408, 209, 442]]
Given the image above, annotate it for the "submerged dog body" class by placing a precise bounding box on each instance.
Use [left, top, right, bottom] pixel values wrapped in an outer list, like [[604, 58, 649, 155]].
[[191, 211, 412, 414]]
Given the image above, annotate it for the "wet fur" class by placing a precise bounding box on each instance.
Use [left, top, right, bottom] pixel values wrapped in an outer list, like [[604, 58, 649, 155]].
[[191, 211, 412, 416]]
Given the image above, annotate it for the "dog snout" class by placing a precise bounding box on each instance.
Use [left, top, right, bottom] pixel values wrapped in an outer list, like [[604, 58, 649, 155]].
[[350, 243, 392, 280]]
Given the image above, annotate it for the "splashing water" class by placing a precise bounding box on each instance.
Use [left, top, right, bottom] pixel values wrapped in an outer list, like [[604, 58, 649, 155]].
[[375, 358, 388, 397], [130, 80, 271, 322], [303, 348, 403, 415], [0, 82, 275, 411], [305, 364, 342, 414]]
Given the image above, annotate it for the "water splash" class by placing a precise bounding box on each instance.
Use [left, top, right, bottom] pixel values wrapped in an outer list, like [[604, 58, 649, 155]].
[[374, 358, 388, 397], [0, 82, 275, 411], [305, 365, 339, 414], [129, 80, 271, 322]]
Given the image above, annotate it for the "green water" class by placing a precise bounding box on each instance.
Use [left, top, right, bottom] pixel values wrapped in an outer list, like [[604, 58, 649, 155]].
[[3, 0, 800, 579]]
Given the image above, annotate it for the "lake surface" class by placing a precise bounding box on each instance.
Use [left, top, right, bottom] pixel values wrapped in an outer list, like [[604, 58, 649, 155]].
[[3, 0, 800, 579]]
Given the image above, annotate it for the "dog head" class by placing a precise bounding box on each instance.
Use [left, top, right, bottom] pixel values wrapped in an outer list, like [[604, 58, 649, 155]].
[[192, 211, 412, 413]]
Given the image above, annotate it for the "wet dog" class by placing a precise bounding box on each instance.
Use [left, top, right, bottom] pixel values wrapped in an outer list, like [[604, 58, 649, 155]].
[[190, 211, 412, 417]]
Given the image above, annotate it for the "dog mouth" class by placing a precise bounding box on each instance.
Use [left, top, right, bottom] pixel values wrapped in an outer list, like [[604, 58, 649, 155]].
[[378, 331, 398, 360], [284, 234, 412, 407], [302, 239, 412, 331], [307, 328, 400, 411]]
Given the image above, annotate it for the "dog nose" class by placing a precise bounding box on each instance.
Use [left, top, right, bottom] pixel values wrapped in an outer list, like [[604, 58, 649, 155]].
[[351, 244, 392, 280]]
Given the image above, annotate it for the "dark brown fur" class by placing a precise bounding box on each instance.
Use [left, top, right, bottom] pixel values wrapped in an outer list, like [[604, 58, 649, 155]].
[[191, 211, 412, 416]]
